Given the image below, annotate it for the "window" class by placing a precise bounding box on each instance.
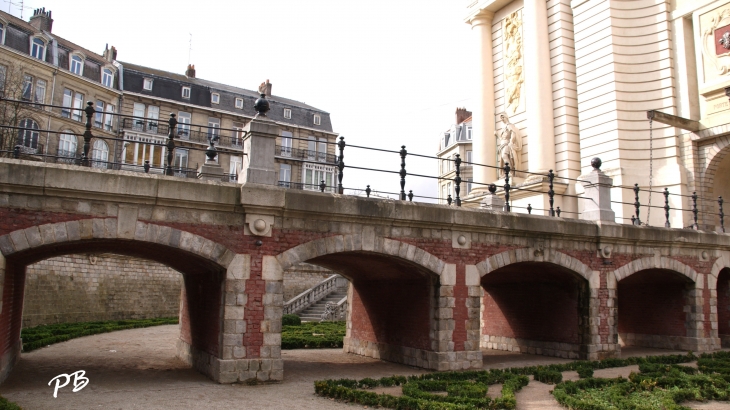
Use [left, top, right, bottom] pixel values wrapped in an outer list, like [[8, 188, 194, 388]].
[[467, 127, 472, 140], [174, 149, 189, 171], [182, 86, 190, 99], [235, 97, 243, 109], [72, 92, 84, 122], [146, 105, 159, 133], [446, 182, 452, 200], [123, 138, 164, 169], [302, 163, 334, 192], [279, 164, 291, 187], [70, 55, 83, 75], [34, 79, 45, 105], [132, 103, 145, 130], [313, 114, 321, 125], [232, 122, 244, 147], [280, 131, 292, 157], [142, 78, 153, 91], [94, 100, 104, 128], [102, 68, 113, 88], [467, 178, 473, 195], [17, 119, 39, 149], [30, 38, 45, 60], [58, 133, 77, 158], [0, 23, 4, 45], [442, 185, 447, 203], [91, 140, 109, 168], [104, 104, 115, 131], [283, 108, 291, 119], [21, 75, 32, 100], [307, 136, 316, 160], [208, 117, 220, 141], [466, 150, 472, 164], [211, 93, 220, 104], [177, 111, 191, 138], [229, 156, 242, 176], [444, 133, 450, 147], [318, 137, 327, 162], [61, 89, 73, 118]]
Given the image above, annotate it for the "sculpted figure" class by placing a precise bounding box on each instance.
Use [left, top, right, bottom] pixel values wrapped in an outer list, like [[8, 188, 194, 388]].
[[495, 113, 522, 177]]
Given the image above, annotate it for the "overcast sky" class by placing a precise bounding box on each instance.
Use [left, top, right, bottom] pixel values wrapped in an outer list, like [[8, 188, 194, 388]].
[[6, 0, 477, 200]]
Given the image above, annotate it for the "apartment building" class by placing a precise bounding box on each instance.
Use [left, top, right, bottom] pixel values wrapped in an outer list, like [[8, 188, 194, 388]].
[[436, 108, 473, 204]]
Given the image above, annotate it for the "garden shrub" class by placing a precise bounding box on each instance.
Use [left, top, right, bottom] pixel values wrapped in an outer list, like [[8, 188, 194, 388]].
[[576, 366, 593, 379], [533, 367, 562, 384], [0, 395, 21, 410], [282, 314, 301, 326], [281, 321, 345, 349]]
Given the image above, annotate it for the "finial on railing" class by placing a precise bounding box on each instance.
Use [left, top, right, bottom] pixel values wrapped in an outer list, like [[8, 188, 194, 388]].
[[454, 154, 462, 207], [692, 191, 699, 230], [365, 185, 371, 198], [591, 157, 602, 171], [319, 179, 326, 192], [447, 194, 452, 205], [253, 90, 270, 118], [664, 188, 670, 228], [556, 207, 561, 217], [548, 169, 555, 216], [633, 184, 641, 225], [399, 145, 407, 200], [527, 204, 532, 214], [408, 190, 413, 202], [488, 183, 497, 195], [503, 163, 511, 212]]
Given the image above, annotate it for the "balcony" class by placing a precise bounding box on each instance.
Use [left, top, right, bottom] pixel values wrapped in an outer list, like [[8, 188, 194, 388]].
[[121, 118, 243, 149], [275, 145, 336, 164], [277, 181, 335, 192]]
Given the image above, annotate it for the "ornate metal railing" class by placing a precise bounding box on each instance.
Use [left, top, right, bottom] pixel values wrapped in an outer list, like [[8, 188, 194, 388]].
[[274, 145, 337, 163], [283, 274, 347, 315], [121, 118, 244, 149]]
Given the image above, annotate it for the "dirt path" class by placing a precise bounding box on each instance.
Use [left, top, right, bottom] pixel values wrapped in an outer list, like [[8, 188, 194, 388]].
[[0, 325, 728, 409]]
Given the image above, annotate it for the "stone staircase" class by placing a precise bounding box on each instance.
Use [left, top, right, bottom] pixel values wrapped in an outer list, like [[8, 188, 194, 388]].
[[297, 289, 348, 322]]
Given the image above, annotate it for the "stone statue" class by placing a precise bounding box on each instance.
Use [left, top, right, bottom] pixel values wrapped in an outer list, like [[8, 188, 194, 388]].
[[495, 113, 522, 177]]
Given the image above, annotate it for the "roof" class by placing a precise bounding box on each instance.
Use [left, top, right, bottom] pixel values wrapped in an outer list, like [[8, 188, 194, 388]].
[[120, 61, 330, 114]]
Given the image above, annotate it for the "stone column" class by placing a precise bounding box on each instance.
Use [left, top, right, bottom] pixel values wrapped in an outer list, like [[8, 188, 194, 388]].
[[523, 0, 556, 174], [469, 10, 497, 186], [239, 118, 280, 186]]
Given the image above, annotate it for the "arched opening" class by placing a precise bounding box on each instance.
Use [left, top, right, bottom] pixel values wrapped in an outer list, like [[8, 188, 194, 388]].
[[480, 262, 589, 359], [305, 251, 438, 366], [717, 268, 730, 347], [0, 236, 226, 384], [617, 268, 694, 350]]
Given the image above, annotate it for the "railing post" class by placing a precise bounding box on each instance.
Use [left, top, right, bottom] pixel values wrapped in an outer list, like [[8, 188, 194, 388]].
[[503, 163, 511, 212], [527, 204, 532, 214], [144, 160, 150, 173], [454, 154, 462, 207], [548, 170, 555, 216], [408, 190, 413, 202], [399, 145, 407, 200], [319, 179, 326, 192], [633, 183, 641, 225], [556, 207, 561, 217], [12, 145, 19, 159], [81, 101, 95, 167], [165, 113, 177, 176], [692, 191, 699, 230], [365, 185, 371, 198], [337, 136, 345, 194], [664, 188, 671, 228], [720, 196, 725, 233], [447, 194, 452, 205]]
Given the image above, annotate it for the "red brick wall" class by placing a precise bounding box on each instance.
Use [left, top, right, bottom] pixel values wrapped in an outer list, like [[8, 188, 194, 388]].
[[717, 268, 730, 335], [0, 262, 25, 357], [0, 208, 85, 236], [618, 269, 689, 337], [179, 273, 222, 356], [481, 265, 584, 344]]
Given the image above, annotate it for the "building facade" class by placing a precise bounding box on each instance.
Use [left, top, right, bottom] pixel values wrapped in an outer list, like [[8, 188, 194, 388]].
[[437, 108, 473, 204], [462, 0, 730, 230]]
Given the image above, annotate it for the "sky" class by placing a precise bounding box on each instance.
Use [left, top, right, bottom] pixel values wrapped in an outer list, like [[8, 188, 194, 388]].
[[5, 0, 477, 200]]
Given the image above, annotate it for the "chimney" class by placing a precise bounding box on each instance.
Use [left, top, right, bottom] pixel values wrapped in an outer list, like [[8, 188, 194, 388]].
[[186, 64, 196, 78], [264, 79, 272, 96], [29, 7, 53, 32], [455, 107, 472, 124], [102, 44, 117, 62]]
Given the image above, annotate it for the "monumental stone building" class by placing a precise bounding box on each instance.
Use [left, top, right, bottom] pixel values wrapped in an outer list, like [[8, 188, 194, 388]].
[[462, 0, 730, 231]]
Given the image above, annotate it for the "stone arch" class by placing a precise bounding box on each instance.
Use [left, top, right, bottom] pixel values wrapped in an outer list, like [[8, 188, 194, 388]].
[[710, 253, 730, 290], [276, 233, 448, 279], [700, 136, 730, 228], [476, 248, 594, 283], [614, 256, 698, 284]]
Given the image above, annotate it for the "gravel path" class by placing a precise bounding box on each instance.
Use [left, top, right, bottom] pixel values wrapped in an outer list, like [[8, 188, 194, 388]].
[[0, 325, 728, 409]]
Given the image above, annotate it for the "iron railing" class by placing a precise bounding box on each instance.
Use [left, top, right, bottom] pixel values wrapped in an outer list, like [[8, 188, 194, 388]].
[[121, 118, 244, 149], [275, 145, 337, 163]]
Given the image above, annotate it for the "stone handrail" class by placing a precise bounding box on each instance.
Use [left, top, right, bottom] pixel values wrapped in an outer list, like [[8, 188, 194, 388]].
[[284, 274, 345, 315], [320, 295, 348, 322]]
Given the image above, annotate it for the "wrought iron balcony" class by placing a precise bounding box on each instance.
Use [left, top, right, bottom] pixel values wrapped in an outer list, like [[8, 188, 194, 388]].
[[121, 118, 243, 149], [274, 145, 336, 163]]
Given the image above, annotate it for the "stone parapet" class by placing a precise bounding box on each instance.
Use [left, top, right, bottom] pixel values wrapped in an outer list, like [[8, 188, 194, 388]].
[[619, 333, 721, 352], [343, 336, 481, 371]]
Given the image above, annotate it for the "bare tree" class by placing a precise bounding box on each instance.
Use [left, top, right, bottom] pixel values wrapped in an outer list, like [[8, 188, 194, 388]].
[[0, 62, 43, 157]]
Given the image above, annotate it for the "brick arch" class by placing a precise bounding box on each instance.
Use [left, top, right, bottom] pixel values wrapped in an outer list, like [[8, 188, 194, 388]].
[[614, 256, 698, 283], [0, 218, 236, 270], [710, 254, 730, 290], [476, 248, 593, 282], [276, 234, 447, 279], [702, 136, 730, 189]]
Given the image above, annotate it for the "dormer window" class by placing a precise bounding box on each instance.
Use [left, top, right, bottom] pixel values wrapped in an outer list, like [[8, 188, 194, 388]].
[[211, 93, 220, 104], [182, 86, 191, 99], [31, 38, 46, 60], [313, 114, 321, 125], [102, 68, 113, 87], [0, 22, 5, 45], [70, 55, 83, 75], [284, 108, 291, 119], [467, 126, 472, 140], [235, 97, 243, 109], [142, 78, 153, 90]]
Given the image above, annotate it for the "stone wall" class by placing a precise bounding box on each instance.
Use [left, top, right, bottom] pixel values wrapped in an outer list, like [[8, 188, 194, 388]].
[[22, 253, 182, 328], [283, 263, 334, 301]]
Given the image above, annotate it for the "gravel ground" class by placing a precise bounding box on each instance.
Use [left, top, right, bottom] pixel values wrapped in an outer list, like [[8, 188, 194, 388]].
[[0, 325, 728, 409]]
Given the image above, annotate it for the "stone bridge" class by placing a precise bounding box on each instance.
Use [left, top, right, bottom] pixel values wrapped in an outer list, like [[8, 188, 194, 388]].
[[0, 158, 729, 384]]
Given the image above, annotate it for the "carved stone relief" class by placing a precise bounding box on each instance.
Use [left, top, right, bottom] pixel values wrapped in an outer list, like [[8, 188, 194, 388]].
[[701, 7, 730, 77], [503, 10, 524, 115]]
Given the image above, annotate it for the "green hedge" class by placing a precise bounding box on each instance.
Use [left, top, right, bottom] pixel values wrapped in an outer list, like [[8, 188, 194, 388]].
[[21, 318, 178, 352], [282, 314, 301, 326], [314, 353, 698, 410], [281, 321, 345, 349], [0, 395, 21, 409]]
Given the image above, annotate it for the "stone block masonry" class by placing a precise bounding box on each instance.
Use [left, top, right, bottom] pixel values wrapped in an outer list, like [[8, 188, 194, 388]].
[[23, 253, 181, 328]]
